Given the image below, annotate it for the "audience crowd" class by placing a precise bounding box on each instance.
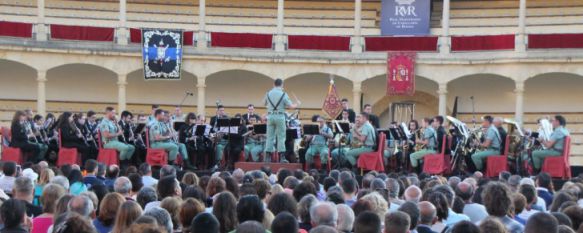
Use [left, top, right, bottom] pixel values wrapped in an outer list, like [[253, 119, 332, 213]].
[[0, 159, 582, 233]]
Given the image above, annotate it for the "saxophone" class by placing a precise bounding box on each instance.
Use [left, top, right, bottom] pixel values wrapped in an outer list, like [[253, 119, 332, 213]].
[[414, 128, 426, 151]]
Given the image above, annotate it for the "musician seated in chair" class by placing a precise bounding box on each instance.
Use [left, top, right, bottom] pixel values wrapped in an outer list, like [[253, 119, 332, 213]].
[[525, 115, 569, 171], [471, 116, 503, 171], [56, 111, 90, 163], [343, 112, 376, 168], [99, 107, 135, 169], [305, 115, 333, 168], [9, 111, 47, 163], [163, 110, 193, 169], [244, 117, 265, 162], [383, 121, 403, 165], [409, 117, 437, 171], [148, 109, 181, 165]]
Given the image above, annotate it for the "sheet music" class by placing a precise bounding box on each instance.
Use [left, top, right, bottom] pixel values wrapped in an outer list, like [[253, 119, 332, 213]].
[[219, 126, 239, 134]]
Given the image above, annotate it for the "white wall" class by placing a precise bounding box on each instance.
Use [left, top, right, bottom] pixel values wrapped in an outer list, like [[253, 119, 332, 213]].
[[447, 74, 516, 113], [127, 70, 198, 105], [46, 64, 117, 103], [206, 70, 273, 107], [0, 60, 37, 100], [524, 73, 583, 112]]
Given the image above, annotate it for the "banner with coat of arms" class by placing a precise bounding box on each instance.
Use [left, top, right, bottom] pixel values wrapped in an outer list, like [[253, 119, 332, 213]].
[[387, 52, 416, 96], [142, 29, 183, 80], [322, 79, 343, 119]]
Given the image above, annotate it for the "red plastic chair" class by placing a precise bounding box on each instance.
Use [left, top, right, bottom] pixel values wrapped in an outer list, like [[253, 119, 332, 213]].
[[305, 147, 332, 172], [357, 133, 386, 174], [57, 129, 81, 167], [485, 136, 510, 178], [0, 127, 24, 164], [145, 128, 168, 167], [423, 135, 449, 175], [542, 136, 572, 179], [96, 131, 119, 166]]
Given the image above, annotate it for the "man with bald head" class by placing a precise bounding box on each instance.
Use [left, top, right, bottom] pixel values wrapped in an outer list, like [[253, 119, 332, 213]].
[[456, 181, 488, 223], [417, 201, 437, 233], [404, 185, 422, 203]]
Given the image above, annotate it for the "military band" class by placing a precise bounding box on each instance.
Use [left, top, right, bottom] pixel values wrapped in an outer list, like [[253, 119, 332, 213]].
[[2, 100, 572, 177]]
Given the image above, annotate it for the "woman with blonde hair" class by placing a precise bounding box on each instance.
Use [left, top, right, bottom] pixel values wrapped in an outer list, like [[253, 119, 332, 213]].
[[361, 192, 389, 224], [32, 184, 66, 233], [111, 201, 143, 233], [34, 168, 55, 205], [160, 196, 183, 232], [181, 172, 199, 186]]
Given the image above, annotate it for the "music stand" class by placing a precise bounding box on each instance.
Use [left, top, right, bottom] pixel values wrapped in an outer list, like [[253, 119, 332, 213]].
[[194, 125, 210, 137], [173, 121, 185, 131], [302, 124, 320, 135], [286, 128, 301, 140], [253, 124, 267, 135], [217, 118, 241, 135]]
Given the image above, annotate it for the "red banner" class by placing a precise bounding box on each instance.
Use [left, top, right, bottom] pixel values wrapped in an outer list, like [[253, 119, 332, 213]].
[[387, 52, 416, 96], [322, 80, 343, 119]]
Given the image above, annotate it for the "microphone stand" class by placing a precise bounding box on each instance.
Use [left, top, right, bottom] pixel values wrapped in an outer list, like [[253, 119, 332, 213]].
[[179, 92, 194, 108], [470, 96, 476, 129]]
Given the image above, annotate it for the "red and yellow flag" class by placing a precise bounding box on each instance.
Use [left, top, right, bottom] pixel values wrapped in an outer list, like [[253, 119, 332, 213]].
[[322, 79, 343, 119]]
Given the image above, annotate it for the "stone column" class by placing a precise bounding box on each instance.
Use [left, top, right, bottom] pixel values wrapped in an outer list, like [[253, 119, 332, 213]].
[[351, 0, 363, 53], [197, 77, 206, 117], [352, 81, 362, 113], [116, 0, 129, 45], [37, 70, 47, 116], [197, 0, 208, 48], [514, 81, 525, 124], [117, 74, 127, 112], [36, 0, 48, 41], [437, 83, 448, 117], [515, 0, 527, 52], [274, 0, 286, 52], [439, 0, 451, 54]]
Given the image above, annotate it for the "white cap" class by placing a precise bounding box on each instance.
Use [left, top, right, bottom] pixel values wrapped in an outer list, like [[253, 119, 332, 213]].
[[22, 168, 39, 183]]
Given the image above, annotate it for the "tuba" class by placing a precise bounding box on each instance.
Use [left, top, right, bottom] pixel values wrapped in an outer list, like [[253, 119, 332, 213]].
[[504, 118, 524, 157], [538, 118, 553, 149]]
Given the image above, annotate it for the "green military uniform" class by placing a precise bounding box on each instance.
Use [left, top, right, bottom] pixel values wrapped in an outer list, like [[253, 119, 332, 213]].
[[344, 122, 376, 166], [471, 125, 502, 170], [149, 120, 179, 161], [264, 87, 293, 156], [409, 126, 437, 168], [529, 126, 569, 169], [305, 125, 333, 165], [99, 118, 135, 160], [245, 135, 265, 162], [331, 133, 351, 162]]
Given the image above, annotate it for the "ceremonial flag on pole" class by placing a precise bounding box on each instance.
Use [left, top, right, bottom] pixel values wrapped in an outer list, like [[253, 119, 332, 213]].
[[142, 28, 183, 80], [322, 79, 343, 119], [387, 51, 416, 96]]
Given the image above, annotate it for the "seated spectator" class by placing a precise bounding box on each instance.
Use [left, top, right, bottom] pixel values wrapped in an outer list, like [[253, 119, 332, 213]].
[[127, 173, 143, 200], [114, 177, 133, 201], [13, 176, 42, 217], [139, 163, 158, 187], [93, 193, 125, 233], [524, 212, 558, 233], [0, 162, 17, 194], [238, 195, 265, 223], [336, 204, 354, 233], [561, 206, 583, 232], [160, 197, 182, 232], [455, 181, 488, 223], [33, 168, 54, 206], [432, 185, 470, 227], [483, 182, 524, 233], [398, 201, 419, 233], [479, 217, 509, 233], [298, 194, 318, 232], [424, 191, 448, 233], [144, 206, 174, 233], [213, 192, 238, 233], [309, 225, 337, 233], [68, 169, 88, 196], [535, 172, 553, 208], [311, 202, 338, 228], [0, 199, 27, 233], [341, 179, 358, 206], [272, 212, 298, 233], [235, 221, 265, 233], [417, 201, 437, 233], [384, 211, 410, 233], [179, 198, 205, 233], [268, 193, 298, 217], [191, 213, 220, 233], [54, 213, 98, 233], [404, 185, 422, 203], [83, 160, 104, 189], [111, 201, 143, 233], [137, 186, 158, 210], [360, 192, 388, 225], [518, 184, 540, 220], [32, 184, 66, 233], [50, 175, 71, 192], [104, 165, 120, 190], [451, 221, 479, 233], [354, 211, 380, 233]]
